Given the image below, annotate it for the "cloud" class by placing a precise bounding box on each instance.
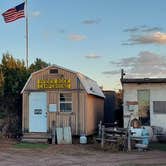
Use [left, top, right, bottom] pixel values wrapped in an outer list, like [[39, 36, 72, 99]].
[[123, 25, 162, 33], [31, 11, 41, 17], [123, 27, 139, 32], [102, 70, 120, 75], [121, 42, 135, 46], [68, 34, 87, 41], [142, 27, 162, 32], [108, 51, 166, 77], [110, 57, 137, 67], [85, 53, 101, 59], [82, 18, 101, 24], [123, 32, 166, 45]]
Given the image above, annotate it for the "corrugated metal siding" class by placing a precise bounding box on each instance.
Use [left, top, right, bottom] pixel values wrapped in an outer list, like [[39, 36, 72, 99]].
[[56, 127, 72, 144]]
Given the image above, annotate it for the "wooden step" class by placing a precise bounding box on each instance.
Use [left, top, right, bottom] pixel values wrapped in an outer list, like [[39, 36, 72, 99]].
[[22, 132, 50, 143], [23, 133, 49, 139], [21, 138, 48, 143]]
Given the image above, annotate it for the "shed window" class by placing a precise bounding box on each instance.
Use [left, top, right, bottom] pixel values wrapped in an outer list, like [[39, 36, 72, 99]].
[[153, 101, 166, 114], [49, 69, 58, 74], [60, 93, 72, 112]]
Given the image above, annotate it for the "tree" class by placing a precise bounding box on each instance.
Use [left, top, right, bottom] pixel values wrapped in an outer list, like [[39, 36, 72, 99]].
[[0, 53, 29, 137], [29, 58, 49, 73], [0, 70, 4, 96], [1, 53, 29, 96]]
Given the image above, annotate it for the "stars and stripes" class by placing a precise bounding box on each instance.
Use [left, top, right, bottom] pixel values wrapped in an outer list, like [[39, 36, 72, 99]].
[[2, 2, 25, 23]]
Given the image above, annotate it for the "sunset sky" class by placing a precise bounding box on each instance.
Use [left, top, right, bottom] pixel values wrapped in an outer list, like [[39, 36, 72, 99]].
[[1, 0, 166, 90]]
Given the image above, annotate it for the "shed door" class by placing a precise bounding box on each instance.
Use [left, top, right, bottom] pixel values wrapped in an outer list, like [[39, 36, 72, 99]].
[[29, 92, 47, 132], [137, 90, 150, 125]]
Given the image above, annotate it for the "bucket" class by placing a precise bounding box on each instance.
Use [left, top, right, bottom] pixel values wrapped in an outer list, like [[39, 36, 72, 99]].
[[80, 134, 87, 144]]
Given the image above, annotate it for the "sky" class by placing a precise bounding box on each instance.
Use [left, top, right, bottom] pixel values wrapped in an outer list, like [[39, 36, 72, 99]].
[[1, 0, 166, 90]]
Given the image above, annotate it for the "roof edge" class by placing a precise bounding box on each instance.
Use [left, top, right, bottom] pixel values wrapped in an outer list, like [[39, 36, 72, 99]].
[[121, 78, 166, 84]]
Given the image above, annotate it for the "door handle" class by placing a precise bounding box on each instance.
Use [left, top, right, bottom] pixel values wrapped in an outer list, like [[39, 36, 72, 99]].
[[44, 112, 47, 117]]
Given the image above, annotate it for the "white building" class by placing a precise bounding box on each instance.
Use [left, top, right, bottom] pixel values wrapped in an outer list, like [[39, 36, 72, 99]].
[[121, 77, 166, 131]]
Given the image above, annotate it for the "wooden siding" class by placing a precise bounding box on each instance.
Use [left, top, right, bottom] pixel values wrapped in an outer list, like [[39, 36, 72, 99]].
[[22, 89, 104, 135], [22, 66, 104, 136], [47, 91, 78, 135], [78, 92, 86, 135], [48, 113, 76, 134], [47, 91, 87, 135], [24, 66, 77, 91], [85, 94, 104, 135]]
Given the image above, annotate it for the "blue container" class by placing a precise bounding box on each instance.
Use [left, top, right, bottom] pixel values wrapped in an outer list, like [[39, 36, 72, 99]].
[[142, 127, 149, 145], [80, 134, 87, 144]]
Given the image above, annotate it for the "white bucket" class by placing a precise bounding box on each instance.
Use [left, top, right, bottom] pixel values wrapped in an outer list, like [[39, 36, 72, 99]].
[[80, 135, 87, 144]]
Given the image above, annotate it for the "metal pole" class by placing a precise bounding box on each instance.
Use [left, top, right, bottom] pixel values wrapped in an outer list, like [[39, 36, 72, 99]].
[[25, 0, 28, 68]]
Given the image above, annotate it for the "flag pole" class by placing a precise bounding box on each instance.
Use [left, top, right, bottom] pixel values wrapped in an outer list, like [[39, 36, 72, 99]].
[[25, 0, 28, 68]]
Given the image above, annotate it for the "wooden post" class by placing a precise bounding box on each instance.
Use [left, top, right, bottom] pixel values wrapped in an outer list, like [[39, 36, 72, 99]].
[[101, 125, 105, 148], [52, 120, 56, 144], [98, 121, 102, 138], [127, 128, 131, 151], [127, 114, 131, 151]]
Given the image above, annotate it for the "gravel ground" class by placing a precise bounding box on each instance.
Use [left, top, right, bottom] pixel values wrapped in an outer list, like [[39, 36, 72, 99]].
[[0, 140, 166, 166]]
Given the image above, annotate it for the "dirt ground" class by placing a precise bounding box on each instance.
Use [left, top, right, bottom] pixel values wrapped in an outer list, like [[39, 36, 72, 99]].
[[0, 139, 166, 166]]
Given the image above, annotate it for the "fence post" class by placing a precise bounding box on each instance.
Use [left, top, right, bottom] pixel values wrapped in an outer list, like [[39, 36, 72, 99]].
[[98, 121, 102, 138], [101, 125, 105, 148], [52, 120, 56, 144], [127, 114, 131, 151]]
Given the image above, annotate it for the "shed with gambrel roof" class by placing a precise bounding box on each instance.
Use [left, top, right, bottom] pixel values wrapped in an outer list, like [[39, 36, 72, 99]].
[[21, 65, 104, 141]]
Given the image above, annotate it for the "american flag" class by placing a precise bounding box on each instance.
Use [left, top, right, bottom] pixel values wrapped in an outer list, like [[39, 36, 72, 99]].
[[2, 2, 25, 23]]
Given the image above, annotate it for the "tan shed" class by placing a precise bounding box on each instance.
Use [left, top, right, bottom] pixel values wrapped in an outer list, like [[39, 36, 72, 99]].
[[21, 65, 104, 141]]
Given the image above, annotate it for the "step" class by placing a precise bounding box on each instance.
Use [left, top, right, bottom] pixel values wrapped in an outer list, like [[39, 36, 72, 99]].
[[22, 132, 50, 143], [21, 138, 48, 143], [23, 133, 49, 139]]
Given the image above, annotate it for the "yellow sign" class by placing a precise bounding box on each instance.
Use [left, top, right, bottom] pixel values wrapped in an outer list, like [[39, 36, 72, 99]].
[[37, 79, 71, 89]]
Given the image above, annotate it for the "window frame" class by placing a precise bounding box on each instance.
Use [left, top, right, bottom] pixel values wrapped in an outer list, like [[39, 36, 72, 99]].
[[153, 101, 166, 114], [59, 93, 72, 113], [49, 69, 58, 74]]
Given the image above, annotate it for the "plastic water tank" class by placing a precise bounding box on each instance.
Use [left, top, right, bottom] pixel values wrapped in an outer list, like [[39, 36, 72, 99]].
[[80, 134, 87, 144]]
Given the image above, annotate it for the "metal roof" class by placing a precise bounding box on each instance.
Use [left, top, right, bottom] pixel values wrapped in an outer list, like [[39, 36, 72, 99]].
[[21, 65, 105, 98], [77, 73, 105, 98], [121, 78, 166, 84]]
